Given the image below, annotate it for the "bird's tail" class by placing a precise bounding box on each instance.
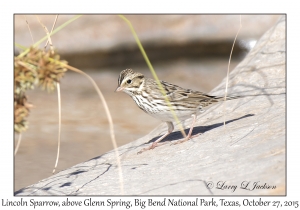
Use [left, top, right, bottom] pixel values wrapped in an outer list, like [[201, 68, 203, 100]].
[[224, 95, 242, 100], [216, 92, 285, 101], [216, 95, 242, 101]]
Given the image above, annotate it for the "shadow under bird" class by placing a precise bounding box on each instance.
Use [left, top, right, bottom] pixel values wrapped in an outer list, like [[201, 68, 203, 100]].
[[116, 69, 240, 154]]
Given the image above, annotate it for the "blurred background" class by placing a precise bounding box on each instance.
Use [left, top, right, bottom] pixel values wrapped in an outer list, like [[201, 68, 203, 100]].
[[14, 14, 281, 191]]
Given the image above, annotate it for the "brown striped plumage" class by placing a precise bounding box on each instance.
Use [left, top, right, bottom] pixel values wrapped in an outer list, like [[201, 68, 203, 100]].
[[116, 69, 239, 153]]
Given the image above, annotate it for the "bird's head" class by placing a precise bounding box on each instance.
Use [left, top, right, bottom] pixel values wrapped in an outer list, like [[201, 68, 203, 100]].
[[115, 69, 145, 95]]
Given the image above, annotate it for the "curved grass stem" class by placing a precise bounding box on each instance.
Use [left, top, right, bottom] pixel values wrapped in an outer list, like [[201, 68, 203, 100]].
[[118, 15, 186, 138], [53, 83, 62, 174], [64, 64, 124, 195], [14, 133, 22, 156], [223, 15, 242, 127]]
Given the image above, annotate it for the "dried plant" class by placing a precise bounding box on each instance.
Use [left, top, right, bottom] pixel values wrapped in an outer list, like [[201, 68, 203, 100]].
[[14, 92, 31, 133], [37, 50, 67, 92], [14, 47, 67, 133], [14, 48, 39, 94]]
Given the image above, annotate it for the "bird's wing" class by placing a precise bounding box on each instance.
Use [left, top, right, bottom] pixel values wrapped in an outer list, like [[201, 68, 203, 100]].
[[161, 80, 219, 102], [160, 81, 190, 100]]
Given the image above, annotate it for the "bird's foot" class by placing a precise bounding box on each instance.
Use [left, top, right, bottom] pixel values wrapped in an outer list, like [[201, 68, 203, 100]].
[[137, 142, 167, 154], [172, 133, 201, 145]]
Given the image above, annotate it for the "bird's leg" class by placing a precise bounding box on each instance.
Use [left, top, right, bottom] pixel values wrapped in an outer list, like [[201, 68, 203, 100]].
[[137, 122, 174, 154], [173, 114, 200, 145]]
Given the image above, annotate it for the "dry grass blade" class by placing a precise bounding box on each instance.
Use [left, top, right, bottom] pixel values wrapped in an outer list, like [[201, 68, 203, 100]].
[[14, 133, 22, 156], [24, 15, 34, 44], [53, 83, 62, 174], [36, 15, 63, 174], [45, 15, 59, 51], [223, 15, 242, 127], [36, 15, 54, 54], [64, 64, 124, 195]]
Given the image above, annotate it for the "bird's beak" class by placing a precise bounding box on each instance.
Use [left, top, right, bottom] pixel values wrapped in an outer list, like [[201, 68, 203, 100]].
[[115, 86, 124, 92]]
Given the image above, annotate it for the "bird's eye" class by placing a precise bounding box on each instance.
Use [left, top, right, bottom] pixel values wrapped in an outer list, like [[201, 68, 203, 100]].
[[127, 79, 132, 84]]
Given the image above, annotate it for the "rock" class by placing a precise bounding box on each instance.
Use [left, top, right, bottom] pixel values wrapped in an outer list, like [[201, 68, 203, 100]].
[[15, 15, 285, 195]]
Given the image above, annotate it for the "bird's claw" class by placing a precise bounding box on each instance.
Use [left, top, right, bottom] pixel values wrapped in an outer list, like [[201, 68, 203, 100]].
[[137, 142, 168, 154], [171, 133, 201, 145]]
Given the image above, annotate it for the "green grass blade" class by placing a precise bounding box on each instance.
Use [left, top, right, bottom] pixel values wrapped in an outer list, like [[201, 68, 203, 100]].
[[118, 15, 186, 137]]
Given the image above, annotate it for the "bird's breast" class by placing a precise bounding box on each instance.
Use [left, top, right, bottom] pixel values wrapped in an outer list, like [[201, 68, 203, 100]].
[[131, 94, 160, 114], [130, 94, 201, 121]]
